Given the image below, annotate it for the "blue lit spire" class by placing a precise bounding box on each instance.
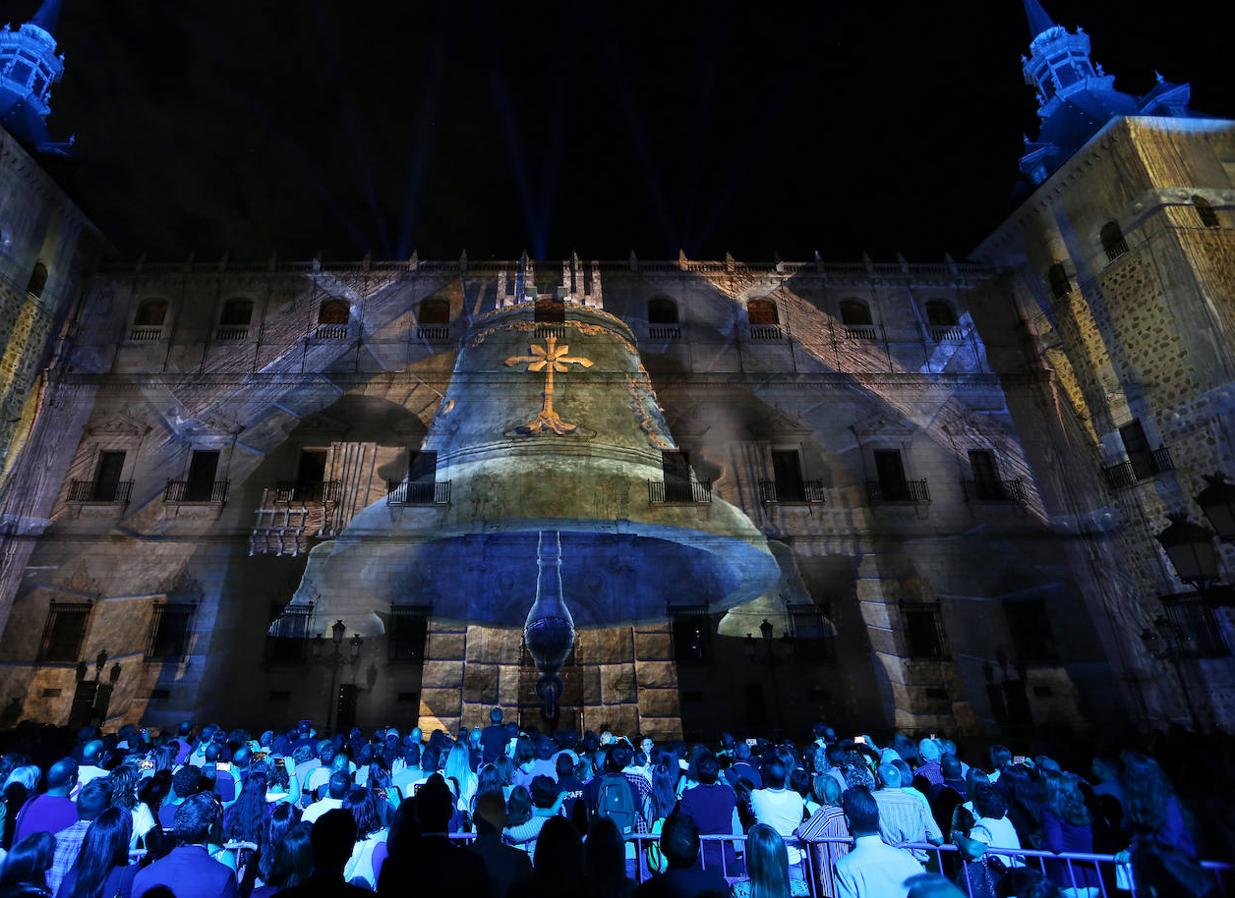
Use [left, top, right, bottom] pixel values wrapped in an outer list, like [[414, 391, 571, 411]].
[[0, 0, 72, 156], [1017, 0, 1196, 187]]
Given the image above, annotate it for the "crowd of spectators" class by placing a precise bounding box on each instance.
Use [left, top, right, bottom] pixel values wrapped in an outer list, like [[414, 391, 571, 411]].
[[0, 708, 1227, 898]]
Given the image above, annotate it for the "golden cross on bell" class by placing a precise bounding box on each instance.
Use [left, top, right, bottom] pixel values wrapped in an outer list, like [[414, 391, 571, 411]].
[[504, 335, 594, 434]]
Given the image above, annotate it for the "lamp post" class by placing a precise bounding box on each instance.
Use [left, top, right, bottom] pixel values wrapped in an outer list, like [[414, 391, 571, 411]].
[[312, 620, 362, 734], [1155, 513, 1220, 591]]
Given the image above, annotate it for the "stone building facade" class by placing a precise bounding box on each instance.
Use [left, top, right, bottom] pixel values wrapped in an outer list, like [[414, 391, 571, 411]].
[[0, 0, 1231, 739]]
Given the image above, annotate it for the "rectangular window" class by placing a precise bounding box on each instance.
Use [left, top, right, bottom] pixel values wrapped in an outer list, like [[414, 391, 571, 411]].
[[265, 603, 312, 664], [874, 449, 910, 501], [184, 450, 220, 502], [408, 450, 438, 483], [92, 451, 126, 502], [661, 451, 693, 503], [388, 606, 430, 665], [534, 298, 565, 323], [1003, 599, 1058, 663], [772, 450, 806, 502], [671, 607, 711, 666], [296, 449, 327, 489], [1119, 420, 1155, 480], [790, 604, 837, 660], [968, 449, 1005, 500], [39, 602, 91, 663], [146, 604, 195, 661], [904, 607, 946, 659]]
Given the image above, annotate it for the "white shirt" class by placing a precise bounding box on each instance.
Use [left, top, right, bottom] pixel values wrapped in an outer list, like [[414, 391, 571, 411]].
[[971, 814, 1025, 866], [77, 765, 107, 786], [302, 797, 343, 823], [833, 834, 924, 898], [750, 787, 806, 865]]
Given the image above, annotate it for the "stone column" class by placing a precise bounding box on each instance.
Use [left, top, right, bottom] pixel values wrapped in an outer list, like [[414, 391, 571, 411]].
[[418, 618, 466, 734]]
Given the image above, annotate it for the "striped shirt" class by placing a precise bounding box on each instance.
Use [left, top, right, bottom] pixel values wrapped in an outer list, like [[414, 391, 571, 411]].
[[794, 805, 851, 898], [873, 788, 943, 863]]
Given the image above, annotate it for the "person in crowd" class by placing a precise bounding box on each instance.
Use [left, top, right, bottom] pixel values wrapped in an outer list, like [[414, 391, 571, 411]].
[[254, 803, 301, 892], [303, 772, 350, 825], [467, 791, 531, 898], [794, 774, 850, 898], [733, 823, 810, 898], [904, 873, 967, 898], [443, 743, 477, 812], [936, 754, 967, 800], [750, 760, 806, 877], [389, 745, 420, 799], [2, 766, 41, 850], [583, 817, 636, 898], [47, 781, 110, 896], [554, 754, 586, 819], [132, 793, 236, 898], [634, 812, 731, 898], [586, 743, 654, 837], [915, 740, 944, 787], [969, 783, 1025, 869], [481, 708, 508, 765], [503, 778, 559, 853], [105, 766, 157, 849], [376, 779, 488, 895], [341, 787, 385, 888], [1117, 752, 1210, 897], [252, 822, 312, 898], [222, 766, 273, 864], [679, 753, 739, 872], [303, 745, 337, 799], [0, 832, 55, 898], [74, 744, 106, 789], [725, 742, 762, 790], [872, 763, 943, 864], [509, 816, 583, 898], [833, 786, 924, 898], [11, 761, 76, 846], [1039, 771, 1100, 892], [274, 810, 370, 898], [158, 765, 204, 829], [55, 807, 136, 898]]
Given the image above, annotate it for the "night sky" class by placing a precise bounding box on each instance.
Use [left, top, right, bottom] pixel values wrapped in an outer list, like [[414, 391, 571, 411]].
[[30, 0, 1235, 263]]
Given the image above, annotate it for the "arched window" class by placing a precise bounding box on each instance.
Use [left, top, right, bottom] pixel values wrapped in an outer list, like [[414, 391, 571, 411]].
[[418, 298, 450, 325], [1194, 195, 1219, 228], [26, 261, 47, 298], [839, 299, 872, 326], [925, 300, 957, 327], [746, 298, 779, 325], [317, 299, 350, 324], [647, 297, 679, 324], [220, 298, 254, 326], [1047, 263, 1072, 300], [135, 299, 168, 327], [1100, 221, 1128, 262]]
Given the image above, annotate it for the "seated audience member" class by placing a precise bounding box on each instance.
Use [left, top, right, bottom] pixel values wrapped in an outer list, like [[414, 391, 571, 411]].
[[584, 817, 636, 898], [509, 816, 584, 898], [466, 792, 531, 898], [377, 780, 488, 896], [48, 781, 110, 896], [132, 793, 237, 898], [55, 807, 136, 898], [833, 786, 924, 898], [253, 822, 312, 898], [795, 775, 850, 898], [969, 783, 1025, 868], [273, 809, 370, 898], [678, 754, 739, 871], [11, 761, 76, 845], [633, 812, 730, 898], [302, 772, 350, 824], [733, 823, 810, 897], [751, 761, 805, 875], [0, 832, 55, 898]]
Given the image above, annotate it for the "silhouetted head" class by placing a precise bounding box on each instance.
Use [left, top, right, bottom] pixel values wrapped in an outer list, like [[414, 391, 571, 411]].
[[659, 813, 701, 871], [46, 758, 78, 794], [310, 809, 357, 871], [842, 786, 880, 837]]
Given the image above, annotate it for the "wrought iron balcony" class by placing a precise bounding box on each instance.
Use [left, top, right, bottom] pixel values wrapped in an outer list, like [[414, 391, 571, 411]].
[[843, 325, 877, 341], [215, 325, 249, 342], [67, 479, 133, 505], [164, 480, 229, 504], [648, 479, 713, 505], [534, 324, 566, 341], [312, 323, 349, 340], [386, 480, 451, 506], [1103, 447, 1174, 490], [961, 478, 1026, 503], [647, 325, 681, 340], [866, 479, 930, 505], [758, 479, 826, 504], [416, 324, 451, 341], [929, 325, 966, 342], [748, 324, 784, 341], [128, 325, 163, 343], [1104, 237, 1130, 263], [271, 480, 340, 503]]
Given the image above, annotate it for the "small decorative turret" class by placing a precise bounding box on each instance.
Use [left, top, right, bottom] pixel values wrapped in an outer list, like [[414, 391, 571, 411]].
[[0, 0, 72, 156]]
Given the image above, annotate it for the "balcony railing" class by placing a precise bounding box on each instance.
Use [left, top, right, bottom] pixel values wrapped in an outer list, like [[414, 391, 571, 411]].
[[271, 480, 340, 503], [67, 479, 133, 505], [1104, 238, 1130, 263], [929, 325, 966, 342], [1103, 447, 1174, 490], [648, 480, 713, 505], [758, 480, 826, 504], [748, 324, 784, 341], [648, 325, 681, 340], [961, 478, 1025, 503], [128, 325, 164, 343], [386, 480, 451, 506], [1162, 594, 1231, 659], [843, 325, 877, 341], [215, 325, 249, 342], [867, 479, 930, 505], [312, 323, 349, 340], [534, 324, 566, 341], [164, 480, 229, 504], [416, 324, 451, 341]]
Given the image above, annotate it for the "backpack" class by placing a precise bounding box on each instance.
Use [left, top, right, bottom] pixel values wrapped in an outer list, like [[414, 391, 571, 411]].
[[595, 773, 638, 835]]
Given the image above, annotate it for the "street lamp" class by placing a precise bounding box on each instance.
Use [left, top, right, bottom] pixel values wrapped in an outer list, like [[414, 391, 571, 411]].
[[317, 620, 362, 734], [1155, 513, 1219, 588], [1196, 472, 1235, 542]]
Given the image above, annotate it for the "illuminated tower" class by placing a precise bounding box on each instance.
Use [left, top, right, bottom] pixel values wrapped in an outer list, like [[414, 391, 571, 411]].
[[0, 0, 72, 156], [1018, 0, 1193, 186]]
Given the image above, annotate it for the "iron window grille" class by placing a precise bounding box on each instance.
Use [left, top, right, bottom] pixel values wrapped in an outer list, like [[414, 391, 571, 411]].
[[38, 601, 91, 663]]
